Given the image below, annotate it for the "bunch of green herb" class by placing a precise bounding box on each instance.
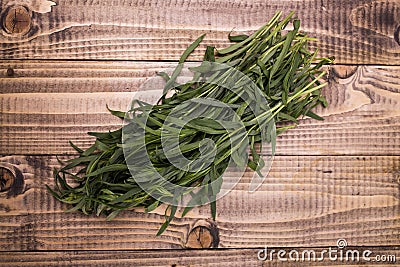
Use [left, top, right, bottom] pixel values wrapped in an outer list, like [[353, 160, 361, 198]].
[[47, 11, 334, 235]]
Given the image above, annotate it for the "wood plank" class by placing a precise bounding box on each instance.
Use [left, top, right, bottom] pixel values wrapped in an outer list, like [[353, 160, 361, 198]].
[[0, 0, 399, 63], [0, 155, 398, 251], [0, 248, 398, 266], [1, 62, 400, 155]]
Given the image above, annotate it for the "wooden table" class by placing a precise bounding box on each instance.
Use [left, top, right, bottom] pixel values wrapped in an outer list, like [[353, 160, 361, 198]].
[[0, 0, 399, 266]]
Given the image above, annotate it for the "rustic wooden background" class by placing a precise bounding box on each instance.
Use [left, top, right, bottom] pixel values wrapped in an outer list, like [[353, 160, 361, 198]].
[[0, 0, 399, 266]]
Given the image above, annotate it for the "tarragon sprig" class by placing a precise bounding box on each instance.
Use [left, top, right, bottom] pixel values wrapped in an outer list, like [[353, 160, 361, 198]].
[[47, 11, 334, 235]]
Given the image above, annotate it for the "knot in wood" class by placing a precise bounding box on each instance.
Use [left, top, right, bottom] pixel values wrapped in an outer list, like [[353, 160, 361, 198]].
[[6, 68, 14, 77], [2, 6, 31, 36], [0, 167, 15, 192], [0, 163, 24, 197], [185, 220, 219, 248], [395, 25, 400, 46], [331, 66, 358, 79]]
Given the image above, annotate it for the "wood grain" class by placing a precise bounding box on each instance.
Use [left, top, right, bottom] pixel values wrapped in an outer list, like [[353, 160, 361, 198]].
[[0, 0, 399, 264], [0, 0, 399, 64], [1, 62, 400, 155], [0, 155, 398, 251], [0, 248, 398, 266]]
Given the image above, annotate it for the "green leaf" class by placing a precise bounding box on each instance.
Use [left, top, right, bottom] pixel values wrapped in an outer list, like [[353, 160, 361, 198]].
[[106, 210, 121, 221], [228, 33, 249, 42], [65, 198, 86, 213], [106, 105, 126, 119], [145, 200, 160, 213], [204, 46, 215, 61], [109, 187, 142, 204], [306, 110, 324, 121], [85, 164, 128, 177], [156, 71, 171, 82], [278, 113, 299, 124], [69, 141, 83, 153], [182, 205, 194, 218], [156, 220, 170, 236], [157, 205, 178, 236], [210, 199, 217, 220], [163, 34, 206, 94]]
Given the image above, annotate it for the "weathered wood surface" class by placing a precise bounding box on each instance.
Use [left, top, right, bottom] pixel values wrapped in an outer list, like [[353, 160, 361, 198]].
[[0, 248, 399, 266], [0, 0, 399, 64], [0, 0, 399, 264], [1, 62, 400, 155], [0, 155, 398, 250]]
